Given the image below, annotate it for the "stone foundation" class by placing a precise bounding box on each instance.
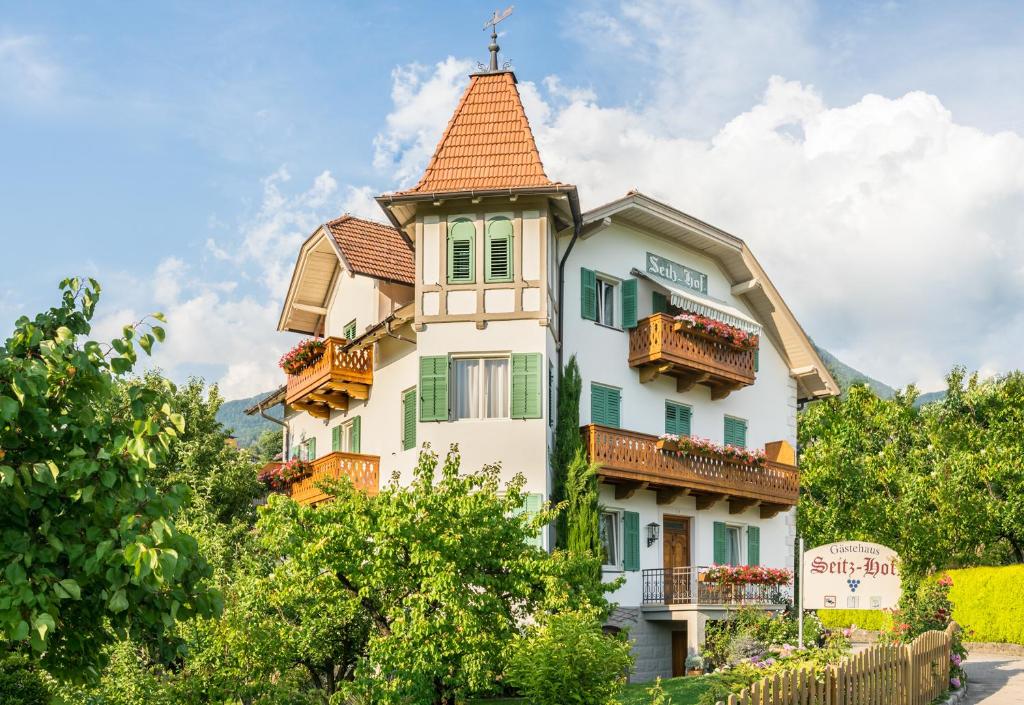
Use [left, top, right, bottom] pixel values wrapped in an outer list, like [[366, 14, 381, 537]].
[[607, 607, 703, 683]]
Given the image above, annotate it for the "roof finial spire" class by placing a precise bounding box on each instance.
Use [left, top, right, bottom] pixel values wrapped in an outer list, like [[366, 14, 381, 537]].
[[482, 6, 514, 72]]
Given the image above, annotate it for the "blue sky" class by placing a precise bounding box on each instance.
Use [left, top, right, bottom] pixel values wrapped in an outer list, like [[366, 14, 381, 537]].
[[3, 1, 1024, 397]]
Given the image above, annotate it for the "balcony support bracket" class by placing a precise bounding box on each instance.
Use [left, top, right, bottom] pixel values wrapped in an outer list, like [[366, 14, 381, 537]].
[[292, 400, 331, 419], [656, 487, 689, 505], [710, 382, 742, 400], [760, 503, 788, 519], [695, 492, 727, 510], [729, 498, 760, 515], [639, 362, 673, 384], [615, 481, 649, 500], [677, 372, 711, 393]]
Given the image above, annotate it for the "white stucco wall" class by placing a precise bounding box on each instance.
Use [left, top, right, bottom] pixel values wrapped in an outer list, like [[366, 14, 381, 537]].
[[562, 224, 797, 449]]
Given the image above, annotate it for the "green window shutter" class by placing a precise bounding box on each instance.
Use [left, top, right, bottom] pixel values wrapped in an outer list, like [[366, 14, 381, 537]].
[[291, 445, 299, 460], [447, 219, 476, 284], [724, 417, 747, 449], [747, 526, 760, 566], [754, 349, 759, 372], [591, 384, 621, 428], [523, 493, 544, 548], [485, 217, 514, 283], [623, 511, 640, 571], [419, 356, 449, 422], [402, 388, 417, 450], [621, 278, 638, 329], [511, 353, 542, 419], [581, 267, 597, 320], [351, 416, 361, 454], [652, 291, 669, 314], [332, 425, 341, 452], [665, 401, 692, 437], [343, 319, 357, 340], [713, 522, 728, 565], [308, 438, 316, 460]]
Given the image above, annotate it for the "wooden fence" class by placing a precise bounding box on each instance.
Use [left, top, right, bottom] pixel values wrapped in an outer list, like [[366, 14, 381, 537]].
[[718, 624, 957, 705]]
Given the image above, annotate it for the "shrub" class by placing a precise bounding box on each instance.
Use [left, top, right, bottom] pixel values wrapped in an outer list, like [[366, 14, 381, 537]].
[[946, 565, 1024, 645], [818, 609, 888, 631], [506, 610, 633, 705], [0, 655, 49, 705]]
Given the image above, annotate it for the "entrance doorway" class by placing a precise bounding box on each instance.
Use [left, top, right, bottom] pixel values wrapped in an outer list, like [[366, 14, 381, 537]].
[[663, 515, 691, 604], [671, 625, 689, 677]]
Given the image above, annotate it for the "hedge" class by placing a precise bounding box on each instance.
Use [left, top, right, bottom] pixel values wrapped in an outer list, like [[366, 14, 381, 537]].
[[945, 565, 1024, 644], [817, 609, 887, 631]]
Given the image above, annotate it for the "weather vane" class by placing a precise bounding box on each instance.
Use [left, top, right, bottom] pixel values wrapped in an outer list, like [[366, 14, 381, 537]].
[[481, 6, 514, 72]]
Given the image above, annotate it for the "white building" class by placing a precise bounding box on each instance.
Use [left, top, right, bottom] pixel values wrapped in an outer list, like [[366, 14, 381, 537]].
[[249, 60, 837, 682]]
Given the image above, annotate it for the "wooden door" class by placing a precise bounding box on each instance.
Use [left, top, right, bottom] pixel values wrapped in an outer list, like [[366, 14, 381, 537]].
[[671, 627, 688, 678], [663, 516, 691, 603]]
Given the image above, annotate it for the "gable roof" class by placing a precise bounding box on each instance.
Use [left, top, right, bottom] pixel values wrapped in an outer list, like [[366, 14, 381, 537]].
[[396, 71, 557, 195], [325, 215, 414, 285], [581, 191, 840, 403]]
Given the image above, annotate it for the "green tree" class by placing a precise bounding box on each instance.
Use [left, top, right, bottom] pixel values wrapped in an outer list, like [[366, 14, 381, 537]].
[[258, 445, 605, 705], [925, 369, 1024, 563], [0, 279, 220, 679], [564, 448, 600, 559], [551, 355, 583, 549], [251, 427, 284, 464]]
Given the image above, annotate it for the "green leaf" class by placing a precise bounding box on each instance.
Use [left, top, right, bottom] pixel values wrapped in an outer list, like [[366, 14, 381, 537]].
[[0, 395, 18, 421], [122, 325, 135, 340], [55, 579, 81, 600], [169, 413, 185, 434], [33, 613, 55, 647], [0, 465, 15, 486], [139, 334, 154, 356], [108, 589, 129, 613], [12, 620, 29, 641], [152, 325, 166, 342], [111, 357, 132, 374], [151, 312, 166, 322]]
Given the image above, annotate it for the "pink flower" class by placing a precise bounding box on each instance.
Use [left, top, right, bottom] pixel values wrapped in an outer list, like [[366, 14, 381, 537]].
[[950, 677, 961, 689]]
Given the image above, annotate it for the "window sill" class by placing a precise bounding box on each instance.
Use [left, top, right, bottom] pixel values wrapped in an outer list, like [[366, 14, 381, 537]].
[[594, 322, 624, 332], [602, 566, 624, 573]]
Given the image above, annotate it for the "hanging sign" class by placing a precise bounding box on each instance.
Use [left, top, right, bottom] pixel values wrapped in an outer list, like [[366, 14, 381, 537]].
[[802, 541, 901, 610], [646, 252, 708, 295]]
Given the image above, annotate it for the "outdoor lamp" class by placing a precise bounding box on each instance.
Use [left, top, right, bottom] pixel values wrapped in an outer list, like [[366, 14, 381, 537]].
[[646, 522, 660, 547]]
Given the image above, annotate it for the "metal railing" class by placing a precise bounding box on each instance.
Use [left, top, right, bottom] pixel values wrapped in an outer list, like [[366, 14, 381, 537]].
[[641, 566, 791, 606]]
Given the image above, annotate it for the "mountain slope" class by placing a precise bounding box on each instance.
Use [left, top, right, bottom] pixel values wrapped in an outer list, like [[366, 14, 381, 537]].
[[215, 389, 281, 447], [812, 345, 896, 399]]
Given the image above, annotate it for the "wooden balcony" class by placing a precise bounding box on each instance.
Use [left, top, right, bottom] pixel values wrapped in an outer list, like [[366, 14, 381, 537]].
[[642, 567, 792, 606], [285, 338, 373, 418], [582, 424, 798, 516], [287, 451, 380, 506], [628, 313, 756, 399]]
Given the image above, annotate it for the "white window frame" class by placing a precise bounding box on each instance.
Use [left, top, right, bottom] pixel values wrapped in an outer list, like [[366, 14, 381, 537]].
[[299, 437, 315, 461], [450, 354, 511, 421], [338, 418, 358, 453], [595, 275, 619, 328], [599, 509, 623, 571], [725, 524, 744, 566]]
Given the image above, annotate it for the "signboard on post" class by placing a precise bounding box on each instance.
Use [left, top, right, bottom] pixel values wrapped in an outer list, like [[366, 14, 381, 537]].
[[801, 541, 901, 610]]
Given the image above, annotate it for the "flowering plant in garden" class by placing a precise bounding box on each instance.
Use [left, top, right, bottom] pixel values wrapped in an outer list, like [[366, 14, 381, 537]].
[[258, 458, 313, 490], [278, 337, 326, 375], [658, 434, 767, 467], [674, 311, 759, 349], [702, 565, 793, 587]]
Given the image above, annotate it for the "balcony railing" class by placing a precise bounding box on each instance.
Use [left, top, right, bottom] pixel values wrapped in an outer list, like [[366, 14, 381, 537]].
[[582, 424, 799, 513], [287, 451, 380, 506], [642, 566, 791, 606], [629, 313, 755, 398], [285, 338, 373, 418]]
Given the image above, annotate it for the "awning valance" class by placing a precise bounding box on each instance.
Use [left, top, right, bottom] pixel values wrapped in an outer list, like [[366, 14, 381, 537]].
[[631, 268, 762, 335]]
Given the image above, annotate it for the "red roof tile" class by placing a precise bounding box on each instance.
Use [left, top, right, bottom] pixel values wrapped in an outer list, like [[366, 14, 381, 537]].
[[397, 71, 555, 194], [325, 216, 414, 285]]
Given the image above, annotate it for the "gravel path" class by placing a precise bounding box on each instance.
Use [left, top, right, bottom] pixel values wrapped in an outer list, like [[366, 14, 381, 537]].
[[961, 653, 1024, 704]]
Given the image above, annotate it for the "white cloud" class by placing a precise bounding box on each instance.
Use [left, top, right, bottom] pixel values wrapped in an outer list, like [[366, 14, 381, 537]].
[[369, 33, 1024, 391], [0, 34, 60, 105]]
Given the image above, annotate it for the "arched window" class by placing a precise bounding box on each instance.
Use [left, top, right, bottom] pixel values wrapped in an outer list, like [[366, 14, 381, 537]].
[[485, 216, 513, 283], [447, 218, 476, 284]]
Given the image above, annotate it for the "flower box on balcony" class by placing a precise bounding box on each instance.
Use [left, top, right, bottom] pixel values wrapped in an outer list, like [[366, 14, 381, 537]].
[[656, 437, 681, 452], [672, 313, 759, 351]]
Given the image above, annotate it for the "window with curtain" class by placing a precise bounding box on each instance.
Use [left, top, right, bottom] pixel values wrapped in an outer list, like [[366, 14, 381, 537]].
[[452, 357, 509, 420], [599, 511, 621, 568], [726, 525, 742, 566]]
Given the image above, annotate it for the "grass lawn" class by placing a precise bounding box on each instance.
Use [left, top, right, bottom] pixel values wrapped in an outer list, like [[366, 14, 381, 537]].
[[470, 674, 724, 705]]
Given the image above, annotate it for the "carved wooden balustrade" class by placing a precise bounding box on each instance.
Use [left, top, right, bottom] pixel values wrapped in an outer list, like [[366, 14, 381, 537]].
[[287, 451, 380, 506], [582, 424, 798, 516], [285, 338, 373, 418], [629, 313, 756, 399]]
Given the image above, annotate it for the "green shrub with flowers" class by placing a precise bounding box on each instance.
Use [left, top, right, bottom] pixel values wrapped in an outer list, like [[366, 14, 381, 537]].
[[278, 337, 326, 375], [698, 609, 847, 705], [674, 312, 760, 350], [878, 573, 967, 691], [657, 435, 767, 468]]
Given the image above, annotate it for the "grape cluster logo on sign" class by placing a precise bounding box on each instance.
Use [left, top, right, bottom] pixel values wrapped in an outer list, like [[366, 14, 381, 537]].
[[801, 541, 901, 610]]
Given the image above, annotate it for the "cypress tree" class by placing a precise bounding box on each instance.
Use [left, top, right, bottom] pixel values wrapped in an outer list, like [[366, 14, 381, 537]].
[[551, 356, 583, 548], [565, 448, 601, 558]]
